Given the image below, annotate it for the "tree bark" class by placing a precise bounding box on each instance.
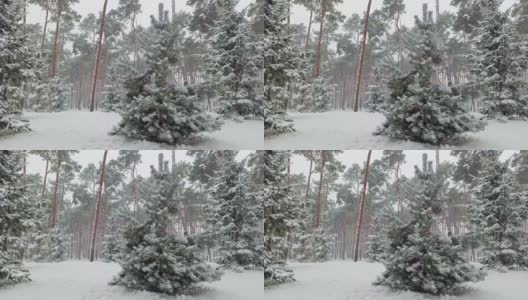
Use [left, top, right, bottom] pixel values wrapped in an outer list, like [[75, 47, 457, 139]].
[[315, 151, 326, 227], [51, 152, 62, 228], [50, 1, 62, 78], [305, 10, 313, 49], [89, 0, 109, 112], [353, 150, 372, 262], [315, 5, 326, 77], [23, 0, 27, 35], [353, 0, 373, 112], [41, 0, 49, 50], [305, 156, 314, 201], [89, 150, 108, 262], [41, 154, 50, 200]]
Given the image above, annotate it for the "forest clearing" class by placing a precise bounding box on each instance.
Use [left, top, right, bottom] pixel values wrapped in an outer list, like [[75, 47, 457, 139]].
[[0, 112, 263, 150], [0, 262, 262, 300], [265, 111, 528, 149], [265, 261, 528, 300]]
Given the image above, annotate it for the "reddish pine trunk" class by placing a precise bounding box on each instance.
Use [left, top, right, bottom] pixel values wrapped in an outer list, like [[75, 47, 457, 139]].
[[23, 0, 27, 34], [51, 153, 62, 228], [353, 0, 373, 112], [89, 150, 108, 262], [305, 157, 314, 201], [315, 6, 326, 77], [287, 152, 291, 185], [89, 0, 109, 112], [315, 152, 326, 227], [50, 1, 62, 78], [353, 150, 372, 262], [22, 152, 27, 186], [41, 1, 49, 49], [41, 154, 49, 199], [305, 10, 313, 49]]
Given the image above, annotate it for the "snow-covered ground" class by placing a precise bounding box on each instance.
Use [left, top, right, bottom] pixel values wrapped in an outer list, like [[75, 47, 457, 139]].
[[0, 261, 263, 300], [264, 111, 528, 150], [265, 261, 528, 300], [0, 112, 263, 150]]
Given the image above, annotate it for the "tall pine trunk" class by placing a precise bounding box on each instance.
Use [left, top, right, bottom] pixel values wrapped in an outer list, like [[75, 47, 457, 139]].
[[353, 0, 373, 112], [315, 151, 326, 227], [315, 6, 326, 77], [353, 150, 372, 262], [50, 1, 62, 78], [51, 152, 62, 228], [305, 156, 314, 201], [89, 0, 109, 112], [305, 10, 313, 49], [41, 0, 49, 50], [89, 150, 108, 262]]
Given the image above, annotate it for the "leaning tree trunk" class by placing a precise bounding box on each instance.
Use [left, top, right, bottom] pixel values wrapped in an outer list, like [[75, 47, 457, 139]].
[[315, 5, 327, 78], [41, 0, 49, 49], [89, 0, 109, 112], [353, 150, 372, 262], [305, 156, 314, 201], [51, 152, 62, 228], [41, 153, 50, 200], [305, 10, 313, 49], [353, 0, 373, 112], [315, 151, 326, 227], [89, 150, 108, 262], [50, 1, 62, 78]]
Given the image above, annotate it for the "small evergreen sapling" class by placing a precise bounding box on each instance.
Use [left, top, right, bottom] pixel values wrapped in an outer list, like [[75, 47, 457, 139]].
[[112, 5, 222, 145], [374, 155, 486, 295], [375, 8, 486, 145], [111, 155, 222, 295]]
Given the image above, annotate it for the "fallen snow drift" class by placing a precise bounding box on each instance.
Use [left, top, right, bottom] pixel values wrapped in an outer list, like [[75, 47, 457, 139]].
[[0, 261, 263, 300], [265, 261, 528, 300], [264, 111, 528, 150], [0, 112, 263, 150]]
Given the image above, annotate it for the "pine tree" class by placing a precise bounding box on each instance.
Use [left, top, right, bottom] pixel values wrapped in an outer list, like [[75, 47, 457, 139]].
[[468, 0, 528, 120], [374, 155, 486, 295], [111, 155, 222, 295], [0, 0, 36, 136], [35, 227, 67, 263], [101, 215, 122, 263], [263, 0, 302, 136], [0, 151, 36, 286], [112, 5, 222, 145], [299, 227, 332, 262], [365, 66, 386, 112], [263, 150, 302, 286], [468, 153, 528, 269], [204, 151, 263, 269], [101, 63, 126, 113], [311, 71, 334, 113], [375, 7, 486, 145], [205, 0, 263, 119], [365, 214, 386, 262]]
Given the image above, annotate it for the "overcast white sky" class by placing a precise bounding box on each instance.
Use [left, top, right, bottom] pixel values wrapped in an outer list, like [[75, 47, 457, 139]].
[[291, 0, 518, 27], [27, 0, 254, 28]]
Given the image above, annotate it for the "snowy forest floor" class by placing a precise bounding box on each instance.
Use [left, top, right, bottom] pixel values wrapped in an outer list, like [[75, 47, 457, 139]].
[[0, 261, 263, 300], [265, 261, 528, 300], [0, 112, 263, 150], [264, 111, 528, 149]]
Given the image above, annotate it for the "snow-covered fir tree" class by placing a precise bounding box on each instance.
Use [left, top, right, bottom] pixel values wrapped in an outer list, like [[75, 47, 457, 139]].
[[365, 66, 386, 112], [101, 214, 122, 263], [312, 71, 334, 113], [263, 150, 302, 285], [0, 151, 36, 286], [468, 0, 528, 120], [0, 0, 36, 136], [298, 227, 333, 263], [365, 214, 386, 262], [375, 154, 486, 295], [375, 7, 486, 145], [112, 5, 222, 145], [35, 227, 67, 263], [468, 153, 528, 270], [263, 0, 302, 136], [205, 0, 263, 119], [204, 151, 263, 269], [101, 63, 127, 113], [111, 155, 222, 295]]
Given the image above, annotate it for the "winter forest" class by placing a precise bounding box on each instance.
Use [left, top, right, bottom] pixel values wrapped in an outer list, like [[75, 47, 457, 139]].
[[0, 0, 263, 149], [264, 0, 528, 149], [0, 150, 262, 299], [265, 150, 528, 300]]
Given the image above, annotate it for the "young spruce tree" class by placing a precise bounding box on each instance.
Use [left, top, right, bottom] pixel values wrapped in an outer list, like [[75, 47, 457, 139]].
[[468, 152, 528, 269], [375, 154, 486, 295], [111, 154, 222, 295], [375, 6, 486, 145], [0, 151, 36, 286], [112, 4, 222, 145]]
